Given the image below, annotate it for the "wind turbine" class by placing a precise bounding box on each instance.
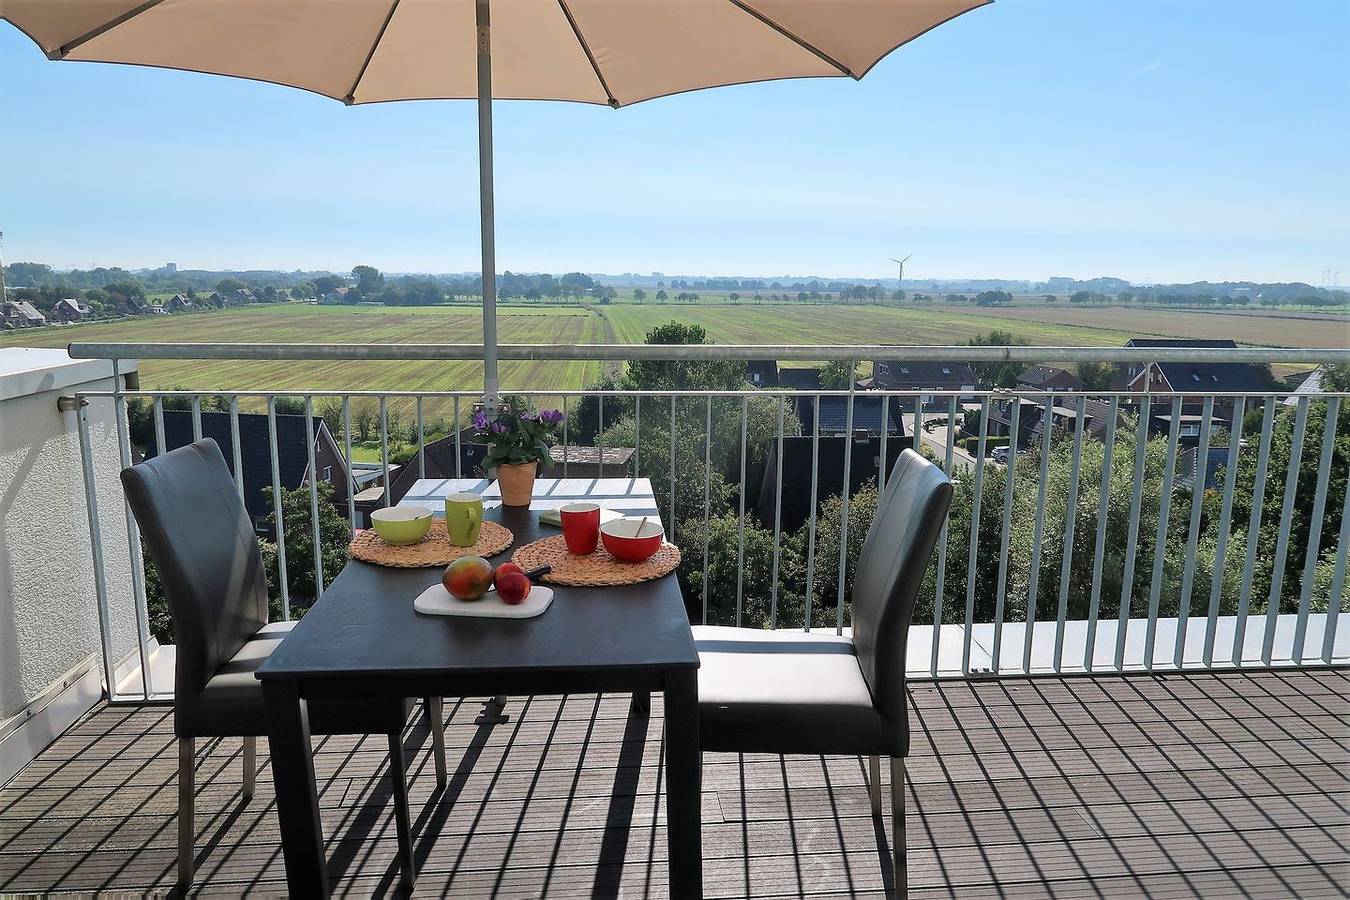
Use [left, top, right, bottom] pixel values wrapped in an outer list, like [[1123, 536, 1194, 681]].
[[889, 254, 912, 303]]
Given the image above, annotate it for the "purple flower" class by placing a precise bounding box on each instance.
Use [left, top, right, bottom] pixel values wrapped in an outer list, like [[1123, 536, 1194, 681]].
[[539, 409, 564, 425], [521, 411, 538, 421], [489, 421, 507, 434], [472, 410, 488, 429]]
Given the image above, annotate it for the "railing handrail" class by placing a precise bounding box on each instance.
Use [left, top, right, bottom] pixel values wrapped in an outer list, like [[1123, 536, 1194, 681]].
[[70, 387, 1350, 400], [66, 341, 1350, 364]]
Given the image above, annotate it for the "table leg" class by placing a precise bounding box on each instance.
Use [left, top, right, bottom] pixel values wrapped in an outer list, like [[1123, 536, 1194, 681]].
[[663, 668, 702, 899], [262, 679, 329, 897]]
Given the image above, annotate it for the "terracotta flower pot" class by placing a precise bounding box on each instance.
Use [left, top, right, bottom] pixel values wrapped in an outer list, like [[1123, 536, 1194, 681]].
[[496, 460, 537, 507]]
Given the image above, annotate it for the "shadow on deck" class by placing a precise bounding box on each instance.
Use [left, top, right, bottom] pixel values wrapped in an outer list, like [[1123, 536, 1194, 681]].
[[0, 669, 1344, 897]]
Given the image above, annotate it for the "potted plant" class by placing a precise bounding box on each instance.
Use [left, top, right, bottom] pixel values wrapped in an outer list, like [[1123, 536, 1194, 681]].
[[472, 399, 565, 506]]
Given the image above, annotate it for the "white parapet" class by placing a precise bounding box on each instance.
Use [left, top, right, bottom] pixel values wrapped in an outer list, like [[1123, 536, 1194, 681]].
[[0, 348, 140, 785]]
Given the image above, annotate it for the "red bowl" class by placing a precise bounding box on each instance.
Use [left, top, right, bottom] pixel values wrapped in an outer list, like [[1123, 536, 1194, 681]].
[[600, 517, 664, 562]]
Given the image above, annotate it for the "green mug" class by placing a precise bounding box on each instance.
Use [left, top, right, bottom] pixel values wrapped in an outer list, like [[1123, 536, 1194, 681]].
[[444, 492, 484, 547]]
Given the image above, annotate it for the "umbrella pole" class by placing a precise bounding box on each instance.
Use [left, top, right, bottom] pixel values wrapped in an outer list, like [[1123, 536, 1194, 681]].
[[476, 0, 499, 406]]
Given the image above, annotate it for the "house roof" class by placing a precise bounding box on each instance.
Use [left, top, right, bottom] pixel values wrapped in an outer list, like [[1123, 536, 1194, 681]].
[[1123, 339, 1269, 393], [873, 360, 975, 385], [148, 410, 338, 522], [387, 434, 487, 504], [554, 445, 635, 465], [796, 394, 905, 435], [3, 300, 45, 321], [777, 367, 822, 390], [1017, 365, 1081, 390], [54, 298, 89, 314], [1285, 365, 1328, 406]]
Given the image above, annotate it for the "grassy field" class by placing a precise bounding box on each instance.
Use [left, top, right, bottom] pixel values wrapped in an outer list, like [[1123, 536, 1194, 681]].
[[5, 300, 1340, 403], [2, 304, 607, 403], [603, 303, 1145, 346]]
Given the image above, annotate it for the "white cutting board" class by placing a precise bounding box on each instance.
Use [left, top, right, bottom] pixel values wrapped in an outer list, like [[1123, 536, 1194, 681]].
[[413, 583, 553, 619]]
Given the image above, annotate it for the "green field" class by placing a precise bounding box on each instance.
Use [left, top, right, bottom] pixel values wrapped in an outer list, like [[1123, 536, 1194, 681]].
[[3, 304, 607, 403], [5, 300, 1340, 402]]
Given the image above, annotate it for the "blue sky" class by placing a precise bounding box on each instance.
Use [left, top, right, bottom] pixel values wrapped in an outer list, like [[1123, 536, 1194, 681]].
[[2, 1, 1346, 284]]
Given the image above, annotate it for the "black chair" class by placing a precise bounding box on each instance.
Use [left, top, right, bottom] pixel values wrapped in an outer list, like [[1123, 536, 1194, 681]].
[[692, 449, 953, 898], [121, 439, 446, 889]]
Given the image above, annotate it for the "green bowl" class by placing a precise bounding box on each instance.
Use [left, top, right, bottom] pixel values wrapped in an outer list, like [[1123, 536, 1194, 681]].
[[370, 506, 433, 545]]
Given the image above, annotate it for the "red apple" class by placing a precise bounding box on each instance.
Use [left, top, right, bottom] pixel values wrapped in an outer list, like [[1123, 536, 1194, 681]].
[[443, 556, 493, 600], [495, 570, 532, 605], [493, 562, 525, 589]]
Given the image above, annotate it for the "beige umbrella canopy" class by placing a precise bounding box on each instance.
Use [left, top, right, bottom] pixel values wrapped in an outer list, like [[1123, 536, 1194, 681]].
[[2, 0, 989, 393]]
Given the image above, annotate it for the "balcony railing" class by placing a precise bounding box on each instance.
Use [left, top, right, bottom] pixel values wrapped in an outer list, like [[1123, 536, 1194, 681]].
[[60, 343, 1350, 702]]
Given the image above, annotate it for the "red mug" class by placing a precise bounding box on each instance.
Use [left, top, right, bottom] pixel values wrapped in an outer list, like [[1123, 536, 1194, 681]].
[[559, 502, 601, 555]]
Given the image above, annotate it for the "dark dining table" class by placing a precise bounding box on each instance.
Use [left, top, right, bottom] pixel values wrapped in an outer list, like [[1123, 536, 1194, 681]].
[[256, 478, 701, 897]]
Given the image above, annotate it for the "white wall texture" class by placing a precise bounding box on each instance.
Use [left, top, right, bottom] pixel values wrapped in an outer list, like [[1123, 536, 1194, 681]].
[[1, 369, 138, 719]]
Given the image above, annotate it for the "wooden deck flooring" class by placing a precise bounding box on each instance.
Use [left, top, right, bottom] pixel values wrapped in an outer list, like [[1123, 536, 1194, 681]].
[[0, 668, 1345, 897]]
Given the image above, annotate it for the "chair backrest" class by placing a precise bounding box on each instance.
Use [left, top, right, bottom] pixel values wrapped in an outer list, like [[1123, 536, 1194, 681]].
[[849, 449, 953, 749], [121, 439, 268, 726]]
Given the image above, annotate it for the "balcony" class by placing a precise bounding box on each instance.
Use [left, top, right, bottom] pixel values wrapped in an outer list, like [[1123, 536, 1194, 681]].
[[2, 670, 1343, 896], [0, 342, 1346, 896]]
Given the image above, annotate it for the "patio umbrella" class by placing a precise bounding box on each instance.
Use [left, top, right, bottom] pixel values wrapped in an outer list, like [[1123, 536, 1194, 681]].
[[2, 0, 989, 398]]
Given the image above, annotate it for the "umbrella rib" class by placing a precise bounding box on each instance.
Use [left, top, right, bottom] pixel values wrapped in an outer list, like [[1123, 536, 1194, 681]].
[[50, 0, 169, 60], [556, 0, 620, 108], [725, 0, 854, 78], [344, 0, 403, 105]]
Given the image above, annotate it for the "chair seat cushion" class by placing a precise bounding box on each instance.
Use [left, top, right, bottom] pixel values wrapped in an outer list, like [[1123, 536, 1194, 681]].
[[692, 626, 887, 755], [183, 621, 412, 737]]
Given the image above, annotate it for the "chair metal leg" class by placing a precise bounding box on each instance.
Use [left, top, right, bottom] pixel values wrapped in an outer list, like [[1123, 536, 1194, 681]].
[[242, 735, 257, 799], [387, 732, 416, 891], [868, 755, 882, 816], [891, 756, 907, 900], [178, 737, 195, 888], [425, 697, 447, 789]]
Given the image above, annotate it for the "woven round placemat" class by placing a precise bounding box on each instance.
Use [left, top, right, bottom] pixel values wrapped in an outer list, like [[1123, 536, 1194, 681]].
[[349, 519, 513, 568], [510, 535, 682, 586]]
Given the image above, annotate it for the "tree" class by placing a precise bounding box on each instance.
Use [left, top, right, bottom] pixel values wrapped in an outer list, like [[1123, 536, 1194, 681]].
[[675, 513, 806, 627], [656, 289, 668, 303], [352, 265, 384, 294], [966, 330, 1028, 388], [819, 359, 859, 390], [261, 481, 350, 605], [622, 322, 743, 392], [105, 280, 146, 301], [632, 287, 646, 302], [215, 277, 246, 294], [1043, 294, 1058, 304], [312, 274, 345, 295], [1075, 361, 1115, 391]]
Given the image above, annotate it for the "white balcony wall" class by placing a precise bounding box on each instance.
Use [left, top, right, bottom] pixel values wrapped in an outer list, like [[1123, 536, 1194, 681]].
[[0, 349, 139, 781]]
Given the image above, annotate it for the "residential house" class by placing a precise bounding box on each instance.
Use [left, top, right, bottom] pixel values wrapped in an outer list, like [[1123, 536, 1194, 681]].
[[145, 410, 350, 538], [870, 359, 977, 409], [987, 396, 1119, 449], [744, 360, 779, 387], [165, 293, 195, 312], [794, 394, 906, 437], [107, 291, 149, 316], [1122, 339, 1270, 418], [1016, 365, 1083, 392], [0, 300, 46, 328], [213, 288, 257, 307], [49, 297, 92, 323], [321, 286, 352, 303]]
